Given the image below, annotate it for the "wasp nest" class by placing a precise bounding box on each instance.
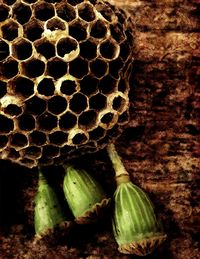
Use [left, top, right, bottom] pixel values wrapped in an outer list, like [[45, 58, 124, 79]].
[[0, 0, 134, 168]]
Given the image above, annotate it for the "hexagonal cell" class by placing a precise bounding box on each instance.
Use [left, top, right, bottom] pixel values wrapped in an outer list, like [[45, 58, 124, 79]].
[[68, 0, 84, 6], [78, 110, 97, 129], [99, 75, 117, 94], [34, 2, 55, 21], [47, 58, 67, 79], [80, 75, 98, 96], [60, 79, 77, 96], [112, 95, 127, 112], [60, 144, 75, 155], [59, 112, 77, 131], [1, 58, 18, 79], [8, 148, 20, 160], [69, 58, 89, 79], [95, 2, 115, 22], [90, 20, 107, 39], [56, 2, 76, 22], [29, 130, 46, 146], [2, 20, 19, 41], [119, 41, 131, 61], [12, 2, 32, 25], [3, 104, 22, 116], [0, 114, 14, 134], [78, 3, 96, 22], [22, 59, 45, 78], [89, 126, 105, 141], [25, 96, 46, 115], [24, 19, 44, 41], [0, 40, 9, 61], [11, 76, 34, 98], [90, 59, 108, 78], [118, 111, 129, 125], [101, 112, 114, 124], [0, 135, 8, 149], [46, 17, 66, 31], [118, 78, 128, 93], [99, 39, 119, 60], [71, 130, 88, 145], [49, 131, 68, 146], [57, 37, 79, 61], [35, 39, 56, 59], [0, 4, 9, 22], [48, 96, 68, 115], [110, 24, 126, 43], [23, 146, 41, 159], [0, 80, 7, 98], [89, 93, 107, 111], [79, 40, 97, 60], [18, 114, 35, 131], [37, 77, 55, 96], [12, 38, 33, 60], [109, 57, 124, 79], [69, 93, 87, 114], [38, 112, 58, 131], [42, 145, 60, 158], [69, 20, 88, 42], [23, 0, 38, 3], [10, 133, 28, 148]]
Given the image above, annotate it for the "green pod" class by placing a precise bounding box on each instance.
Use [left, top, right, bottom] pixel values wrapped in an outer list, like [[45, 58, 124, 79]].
[[63, 165, 111, 224], [113, 181, 167, 256]]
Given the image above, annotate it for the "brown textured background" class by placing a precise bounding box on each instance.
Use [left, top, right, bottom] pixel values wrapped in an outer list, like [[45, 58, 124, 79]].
[[0, 0, 199, 258]]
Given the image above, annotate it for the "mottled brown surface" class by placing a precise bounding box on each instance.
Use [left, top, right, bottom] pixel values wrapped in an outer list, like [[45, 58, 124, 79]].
[[0, 0, 199, 258]]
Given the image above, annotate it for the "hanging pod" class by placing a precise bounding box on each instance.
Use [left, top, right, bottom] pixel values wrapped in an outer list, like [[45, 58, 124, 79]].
[[63, 165, 111, 224]]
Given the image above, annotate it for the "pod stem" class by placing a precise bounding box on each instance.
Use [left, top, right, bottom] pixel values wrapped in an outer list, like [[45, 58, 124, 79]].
[[107, 143, 130, 185]]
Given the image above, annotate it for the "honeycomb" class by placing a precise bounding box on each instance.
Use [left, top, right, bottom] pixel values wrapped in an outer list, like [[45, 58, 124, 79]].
[[0, 0, 134, 168]]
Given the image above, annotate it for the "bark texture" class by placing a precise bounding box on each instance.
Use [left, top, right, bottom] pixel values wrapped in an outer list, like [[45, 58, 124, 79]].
[[0, 0, 199, 258]]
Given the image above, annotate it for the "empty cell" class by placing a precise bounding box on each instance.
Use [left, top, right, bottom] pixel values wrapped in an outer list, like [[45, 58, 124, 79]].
[[101, 112, 114, 124], [60, 80, 76, 95], [110, 24, 125, 43], [0, 81, 7, 98], [119, 41, 130, 61], [2, 0, 16, 6], [69, 58, 88, 79], [69, 20, 88, 41], [22, 0, 37, 3], [72, 132, 87, 145], [1, 58, 18, 79], [18, 114, 35, 131], [8, 148, 20, 160], [0, 5, 9, 22], [22, 59, 45, 78], [68, 0, 84, 6], [78, 3, 96, 22], [69, 93, 87, 114], [57, 37, 78, 57], [89, 126, 105, 141], [10, 133, 28, 147], [48, 96, 68, 115], [2, 20, 18, 41], [60, 144, 75, 155], [38, 112, 57, 131], [37, 78, 55, 96], [118, 78, 128, 93], [99, 75, 117, 94], [24, 20, 44, 41], [46, 17, 66, 31], [112, 95, 126, 111], [95, 3, 114, 22], [24, 146, 41, 158], [12, 76, 34, 98], [0, 114, 14, 134], [79, 40, 97, 60], [25, 96, 46, 115], [47, 58, 67, 79], [4, 104, 22, 116], [80, 75, 98, 95], [109, 57, 123, 78], [34, 2, 55, 21], [79, 110, 97, 128], [59, 112, 77, 130], [29, 130, 46, 146], [0, 40, 9, 61], [42, 145, 59, 158], [12, 39, 32, 60], [35, 40, 55, 59], [0, 135, 8, 149], [49, 131, 68, 145], [13, 3, 32, 25], [90, 20, 107, 39], [43, 0, 62, 3], [118, 111, 129, 124], [89, 93, 107, 111], [90, 59, 108, 78], [100, 40, 119, 60], [56, 2, 76, 22]]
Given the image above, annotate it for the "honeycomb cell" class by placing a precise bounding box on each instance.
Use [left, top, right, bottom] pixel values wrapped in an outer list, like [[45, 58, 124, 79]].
[[56, 2, 76, 22], [60, 80, 76, 95], [0, 114, 14, 134], [57, 37, 79, 61], [90, 59, 108, 78], [37, 78, 55, 96], [34, 2, 55, 21], [60, 145, 75, 155], [47, 58, 67, 79], [95, 2, 114, 22], [38, 112, 57, 131], [78, 110, 97, 129], [80, 75, 98, 96], [8, 148, 20, 160], [23, 146, 41, 158], [78, 3, 96, 22], [46, 17, 66, 31], [49, 131, 68, 145], [12, 38, 32, 60], [12, 2, 32, 25], [48, 96, 68, 115], [10, 133, 28, 148], [0, 4, 9, 22], [18, 114, 35, 131], [24, 19, 44, 41], [90, 20, 107, 39], [68, 0, 84, 6], [29, 131, 46, 146], [42, 145, 60, 158], [35, 39, 56, 59], [99, 75, 117, 94], [89, 93, 107, 111], [0, 135, 8, 149], [0, 40, 9, 61], [4, 104, 22, 116], [120, 41, 131, 61], [79, 40, 97, 60], [118, 111, 129, 124], [2, 20, 19, 41], [112, 95, 126, 112], [22, 59, 45, 78], [89, 126, 105, 141], [11, 76, 34, 98], [101, 112, 114, 124], [69, 58, 89, 79], [69, 20, 88, 41], [110, 24, 125, 43], [100, 39, 119, 60], [118, 78, 128, 93], [0, 81, 7, 98], [25, 96, 46, 115], [23, 0, 37, 3], [69, 93, 87, 114], [71, 131, 88, 145], [59, 112, 77, 131], [109, 57, 124, 79], [2, 0, 16, 6], [1, 58, 18, 79]]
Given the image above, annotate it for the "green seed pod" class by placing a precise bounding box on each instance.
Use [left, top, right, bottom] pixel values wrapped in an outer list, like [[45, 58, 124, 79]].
[[113, 178, 167, 256], [34, 170, 72, 240], [63, 165, 111, 224]]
